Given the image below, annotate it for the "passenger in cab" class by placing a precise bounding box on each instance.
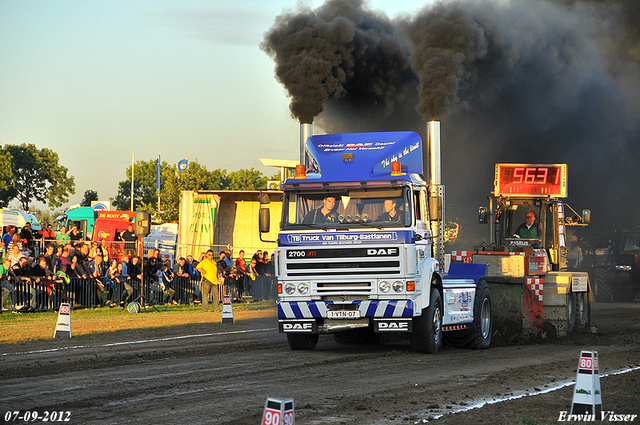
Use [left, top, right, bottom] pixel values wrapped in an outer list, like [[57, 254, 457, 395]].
[[376, 199, 401, 222]]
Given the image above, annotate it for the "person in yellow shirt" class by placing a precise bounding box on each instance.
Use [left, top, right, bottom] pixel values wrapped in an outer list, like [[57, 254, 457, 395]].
[[196, 249, 220, 312]]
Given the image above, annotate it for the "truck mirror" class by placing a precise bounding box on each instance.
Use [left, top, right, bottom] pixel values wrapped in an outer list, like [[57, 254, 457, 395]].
[[478, 206, 489, 224], [582, 209, 591, 225], [259, 208, 270, 233], [258, 193, 271, 205]]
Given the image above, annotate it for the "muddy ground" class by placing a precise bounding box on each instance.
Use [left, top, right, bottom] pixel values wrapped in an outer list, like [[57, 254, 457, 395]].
[[1, 301, 638, 425]]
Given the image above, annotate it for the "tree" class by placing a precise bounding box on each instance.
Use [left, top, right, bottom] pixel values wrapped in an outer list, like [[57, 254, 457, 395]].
[[226, 168, 268, 190], [80, 190, 99, 207], [2, 144, 75, 210], [0, 149, 15, 208]]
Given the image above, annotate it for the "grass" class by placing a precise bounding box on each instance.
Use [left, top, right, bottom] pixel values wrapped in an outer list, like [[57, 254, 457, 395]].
[[0, 300, 278, 344]]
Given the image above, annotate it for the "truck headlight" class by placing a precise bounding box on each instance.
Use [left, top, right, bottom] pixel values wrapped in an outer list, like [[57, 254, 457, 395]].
[[297, 283, 309, 295], [379, 281, 390, 293], [615, 265, 632, 271], [284, 283, 296, 295], [392, 281, 404, 293]]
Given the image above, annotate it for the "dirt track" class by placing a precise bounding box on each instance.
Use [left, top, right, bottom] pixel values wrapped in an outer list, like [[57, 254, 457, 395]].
[[1, 301, 639, 425]]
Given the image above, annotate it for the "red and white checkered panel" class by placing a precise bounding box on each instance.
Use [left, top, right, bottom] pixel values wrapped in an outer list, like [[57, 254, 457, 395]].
[[450, 250, 525, 263], [450, 251, 473, 263], [527, 277, 544, 301]]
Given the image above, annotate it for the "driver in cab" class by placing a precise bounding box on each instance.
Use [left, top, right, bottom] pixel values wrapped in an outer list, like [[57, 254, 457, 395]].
[[303, 196, 338, 224], [516, 211, 539, 239], [376, 199, 401, 222]]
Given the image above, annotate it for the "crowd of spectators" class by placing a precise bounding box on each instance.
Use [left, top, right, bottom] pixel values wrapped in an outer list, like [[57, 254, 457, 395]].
[[1, 222, 276, 313]]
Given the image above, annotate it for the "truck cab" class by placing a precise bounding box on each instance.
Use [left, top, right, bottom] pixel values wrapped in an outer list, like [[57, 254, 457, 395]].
[[57, 206, 96, 240], [261, 126, 492, 353]]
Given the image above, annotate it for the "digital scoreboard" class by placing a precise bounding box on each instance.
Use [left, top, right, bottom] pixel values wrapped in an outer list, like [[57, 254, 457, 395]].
[[494, 164, 567, 197]]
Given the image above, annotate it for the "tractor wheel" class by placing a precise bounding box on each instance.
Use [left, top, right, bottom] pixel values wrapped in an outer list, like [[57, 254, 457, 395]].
[[571, 291, 589, 331], [566, 292, 575, 334], [410, 287, 442, 354], [287, 333, 319, 350], [594, 269, 612, 303]]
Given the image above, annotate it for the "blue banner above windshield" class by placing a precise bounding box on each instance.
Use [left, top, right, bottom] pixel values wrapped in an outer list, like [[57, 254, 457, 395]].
[[301, 132, 423, 182]]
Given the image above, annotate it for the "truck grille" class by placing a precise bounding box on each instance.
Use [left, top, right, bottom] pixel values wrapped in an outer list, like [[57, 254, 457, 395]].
[[281, 246, 403, 301], [287, 261, 399, 276], [318, 282, 372, 299]]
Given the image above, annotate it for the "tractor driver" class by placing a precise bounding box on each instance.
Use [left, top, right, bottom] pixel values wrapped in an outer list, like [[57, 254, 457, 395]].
[[516, 211, 540, 239], [303, 196, 338, 224]]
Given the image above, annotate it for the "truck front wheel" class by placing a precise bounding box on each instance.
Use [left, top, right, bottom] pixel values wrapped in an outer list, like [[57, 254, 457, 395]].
[[287, 334, 319, 350], [410, 287, 442, 354]]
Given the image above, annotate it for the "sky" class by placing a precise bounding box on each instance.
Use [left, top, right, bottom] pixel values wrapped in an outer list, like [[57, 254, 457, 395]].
[[0, 0, 433, 211]]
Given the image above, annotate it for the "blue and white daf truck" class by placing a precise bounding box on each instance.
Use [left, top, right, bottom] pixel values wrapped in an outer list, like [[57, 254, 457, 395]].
[[259, 122, 492, 353]]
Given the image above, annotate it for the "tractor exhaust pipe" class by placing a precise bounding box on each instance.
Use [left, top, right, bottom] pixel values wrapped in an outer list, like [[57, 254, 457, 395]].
[[300, 122, 313, 166]]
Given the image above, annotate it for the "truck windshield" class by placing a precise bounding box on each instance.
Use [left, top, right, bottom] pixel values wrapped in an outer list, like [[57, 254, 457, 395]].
[[282, 187, 410, 229]]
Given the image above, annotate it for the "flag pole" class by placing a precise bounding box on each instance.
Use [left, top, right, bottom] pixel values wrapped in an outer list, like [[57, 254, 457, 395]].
[[130, 150, 134, 211], [157, 151, 161, 213]]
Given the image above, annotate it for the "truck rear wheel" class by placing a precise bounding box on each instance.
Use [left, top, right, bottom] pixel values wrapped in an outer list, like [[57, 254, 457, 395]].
[[287, 333, 319, 350], [410, 287, 442, 354], [445, 279, 492, 349], [467, 279, 492, 349]]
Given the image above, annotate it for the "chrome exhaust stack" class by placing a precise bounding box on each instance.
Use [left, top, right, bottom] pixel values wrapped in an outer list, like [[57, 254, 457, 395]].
[[427, 121, 441, 186], [427, 121, 445, 271], [300, 122, 313, 166]]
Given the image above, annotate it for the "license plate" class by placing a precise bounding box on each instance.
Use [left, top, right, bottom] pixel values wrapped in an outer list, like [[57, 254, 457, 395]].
[[327, 310, 361, 319]]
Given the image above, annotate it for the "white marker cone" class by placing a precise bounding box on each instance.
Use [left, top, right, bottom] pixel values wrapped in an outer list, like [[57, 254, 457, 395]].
[[53, 303, 72, 338], [262, 398, 294, 425], [570, 350, 602, 417], [221, 295, 234, 324]]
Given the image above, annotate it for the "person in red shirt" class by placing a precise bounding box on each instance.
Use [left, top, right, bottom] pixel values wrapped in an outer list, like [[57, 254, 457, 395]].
[[234, 250, 247, 300]]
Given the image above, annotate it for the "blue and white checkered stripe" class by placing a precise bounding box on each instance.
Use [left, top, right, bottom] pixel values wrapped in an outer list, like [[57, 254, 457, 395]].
[[278, 300, 414, 319]]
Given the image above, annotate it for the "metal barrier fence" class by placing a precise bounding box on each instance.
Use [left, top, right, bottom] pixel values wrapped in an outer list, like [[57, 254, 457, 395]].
[[1, 274, 276, 313]]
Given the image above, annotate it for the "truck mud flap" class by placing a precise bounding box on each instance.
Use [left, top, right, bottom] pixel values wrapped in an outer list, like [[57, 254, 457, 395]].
[[279, 319, 317, 333], [373, 318, 412, 332]]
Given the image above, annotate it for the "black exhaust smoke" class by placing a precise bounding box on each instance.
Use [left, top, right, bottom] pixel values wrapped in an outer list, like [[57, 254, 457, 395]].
[[263, 0, 640, 240], [260, 0, 416, 125]]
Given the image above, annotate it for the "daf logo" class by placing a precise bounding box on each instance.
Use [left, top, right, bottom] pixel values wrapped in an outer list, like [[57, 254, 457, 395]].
[[283, 323, 313, 330], [379, 321, 409, 329], [367, 248, 397, 256]]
